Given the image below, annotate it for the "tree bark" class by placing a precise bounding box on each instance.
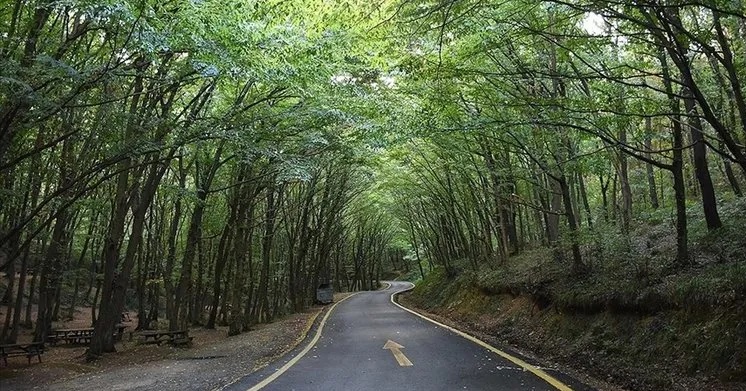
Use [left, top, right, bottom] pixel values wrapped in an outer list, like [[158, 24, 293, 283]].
[[644, 117, 660, 209], [684, 88, 722, 230]]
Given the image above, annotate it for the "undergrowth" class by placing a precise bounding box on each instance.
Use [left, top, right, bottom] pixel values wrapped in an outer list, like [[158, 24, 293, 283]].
[[407, 199, 746, 389]]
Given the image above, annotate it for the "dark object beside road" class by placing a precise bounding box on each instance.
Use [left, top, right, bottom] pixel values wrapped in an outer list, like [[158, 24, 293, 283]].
[[316, 283, 334, 304]]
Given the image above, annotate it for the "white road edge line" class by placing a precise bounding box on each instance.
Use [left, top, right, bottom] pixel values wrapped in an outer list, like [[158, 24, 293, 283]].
[[243, 292, 360, 391], [389, 281, 574, 391]]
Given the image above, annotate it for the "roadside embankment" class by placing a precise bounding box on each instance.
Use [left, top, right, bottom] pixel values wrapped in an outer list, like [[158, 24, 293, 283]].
[[401, 260, 746, 391]]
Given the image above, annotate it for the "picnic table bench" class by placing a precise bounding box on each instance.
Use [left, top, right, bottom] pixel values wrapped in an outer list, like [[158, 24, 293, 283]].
[[48, 324, 127, 346], [48, 328, 94, 345], [132, 330, 193, 347], [0, 342, 44, 367]]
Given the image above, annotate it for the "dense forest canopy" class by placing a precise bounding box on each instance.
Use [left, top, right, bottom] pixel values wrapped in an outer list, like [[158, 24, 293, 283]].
[[1, 0, 745, 362]]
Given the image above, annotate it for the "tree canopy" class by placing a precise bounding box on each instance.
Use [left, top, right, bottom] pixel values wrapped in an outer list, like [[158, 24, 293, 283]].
[[1, 0, 745, 361]]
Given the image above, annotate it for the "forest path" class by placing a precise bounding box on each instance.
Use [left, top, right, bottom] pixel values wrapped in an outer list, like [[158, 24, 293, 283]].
[[227, 281, 592, 391]]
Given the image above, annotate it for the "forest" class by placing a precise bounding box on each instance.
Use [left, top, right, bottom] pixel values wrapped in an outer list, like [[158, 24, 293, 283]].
[[1, 0, 744, 384]]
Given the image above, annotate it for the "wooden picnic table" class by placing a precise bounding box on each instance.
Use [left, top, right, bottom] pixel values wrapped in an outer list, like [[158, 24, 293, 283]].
[[0, 342, 44, 367], [133, 330, 193, 346], [49, 324, 127, 345], [49, 328, 94, 345]]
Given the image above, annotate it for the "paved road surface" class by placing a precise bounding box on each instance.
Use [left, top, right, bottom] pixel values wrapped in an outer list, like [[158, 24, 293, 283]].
[[227, 281, 591, 391]]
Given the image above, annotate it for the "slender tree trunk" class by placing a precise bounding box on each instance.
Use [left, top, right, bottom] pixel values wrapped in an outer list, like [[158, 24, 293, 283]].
[[618, 129, 633, 233], [0, 260, 16, 342], [577, 171, 593, 229], [206, 211, 235, 329], [547, 176, 562, 261], [256, 183, 279, 323], [7, 244, 29, 342], [645, 117, 660, 209], [33, 208, 70, 342], [34, 136, 74, 343], [0, 262, 15, 305], [407, 206, 425, 280], [24, 252, 42, 328], [684, 88, 722, 230], [228, 169, 257, 335], [558, 175, 583, 272], [659, 49, 690, 266], [723, 152, 742, 196], [599, 173, 609, 222], [165, 157, 186, 331]]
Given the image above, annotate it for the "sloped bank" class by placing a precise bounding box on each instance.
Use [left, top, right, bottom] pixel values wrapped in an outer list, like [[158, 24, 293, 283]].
[[400, 266, 746, 391]]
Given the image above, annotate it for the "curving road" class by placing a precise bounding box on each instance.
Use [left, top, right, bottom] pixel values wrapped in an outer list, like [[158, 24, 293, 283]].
[[226, 281, 592, 391]]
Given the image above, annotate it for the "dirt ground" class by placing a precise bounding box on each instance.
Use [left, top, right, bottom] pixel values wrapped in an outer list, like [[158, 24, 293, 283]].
[[0, 295, 352, 391]]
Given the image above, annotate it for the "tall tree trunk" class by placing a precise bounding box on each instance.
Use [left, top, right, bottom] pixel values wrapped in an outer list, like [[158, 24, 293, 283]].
[[645, 117, 660, 209], [618, 129, 633, 233], [723, 150, 742, 196], [659, 49, 690, 266], [175, 194, 205, 329], [7, 244, 29, 343], [176, 144, 223, 328], [33, 208, 70, 342], [558, 175, 583, 272], [547, 175, 562, 262], [255, 183, 279, 323], [599, 173, 609, 222], [684, 88, 722, 230], [165, 157, 186, 331], [577, 171, 593, 229], [0, 259, 17, 341], [89, 155, 169, 359], [24, 257, 39, 328], [228, 179, 254, 336], [33, 136, 74, 343], [206, 207, 236, 329]]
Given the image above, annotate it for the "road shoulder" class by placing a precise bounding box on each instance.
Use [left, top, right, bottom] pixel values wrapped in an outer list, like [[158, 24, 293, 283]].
[[395, 287, 622, 391]]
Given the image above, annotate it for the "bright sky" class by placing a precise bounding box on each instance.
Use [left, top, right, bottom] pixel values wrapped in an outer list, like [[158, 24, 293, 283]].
[[580, 12, 605, 36]]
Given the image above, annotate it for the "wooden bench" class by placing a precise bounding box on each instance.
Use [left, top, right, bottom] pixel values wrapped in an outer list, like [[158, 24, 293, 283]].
[[0, 342, 44, 367], [133, 330, 193, 347]]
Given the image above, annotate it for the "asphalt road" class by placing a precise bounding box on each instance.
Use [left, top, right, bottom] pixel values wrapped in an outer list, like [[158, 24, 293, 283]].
[[227, 281, 592, 391]]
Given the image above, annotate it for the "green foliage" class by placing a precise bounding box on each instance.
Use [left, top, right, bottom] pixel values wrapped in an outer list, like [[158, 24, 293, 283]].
[[1, 0, 745, 374]]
